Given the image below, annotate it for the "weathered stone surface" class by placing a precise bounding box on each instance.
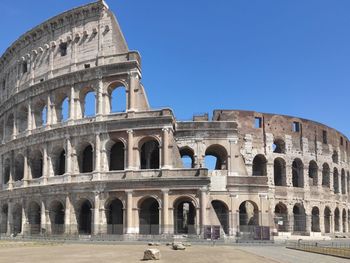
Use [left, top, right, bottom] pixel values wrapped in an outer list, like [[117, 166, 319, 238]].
[[143, 249, 161, 260], [172, 243, 186, 250]]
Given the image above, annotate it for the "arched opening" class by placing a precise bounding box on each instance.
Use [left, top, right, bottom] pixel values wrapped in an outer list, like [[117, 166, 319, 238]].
[[83, 91, 96, 117], [179, 147, 195, 169], [274, 158, 286, 186], [49, 201, 65, 235], [80, 144, 93, 173], [106, 198, 124, 234], [139, 197, 159, 235], [54, 149, 66, 176], [3, 158, 10, 184], [78, 200, 92, 234], [14, 155, 24, 181], [342, 209, 346, 233], [292, 159, 304, 188], [252, 154, 267, 176], [109, 85, 126, 113], [274, 203, 288, 232], [311, 207, 320, 232], [332, 151, 338, 164], [211, 200, 229, 235], [140, 139, 159, 169], [28, 201, 41, 235], [58, 97, 69, 122], [109, 141, 125, 171], [17, 106, 28, 134], [0, 204, 8, 234], [293, 204, 306, 233], [308, 161, 318, 186], [12, 204, 22, 235], [324, 207, 331, 233], [174, 198, 196, 234], [333, 168, 339, 194], [30, 150, 43, 179], [5, 114, 14, 140], [204, 144, 228, 170], [322, 163, 330, 188], [273, 138, 285, 153], [341, 169, 346, 195], [334, 208, 340, 232], [239, 201, 259, 230], [32, 100, 46, 128]]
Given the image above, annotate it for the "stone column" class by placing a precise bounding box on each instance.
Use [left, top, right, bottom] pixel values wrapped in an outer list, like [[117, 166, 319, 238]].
[[43, 144, 48, 184], [162, 128, 170, 169], [27, 101, 32, 134], [66, 137, 72, 175], [128, 72, 138, 111], [319, 208, 325, 233], [21, 201, 27, 236], [23, 151, 29, 187], [95, 133, 101, 173], [64, 195, 72, 235], [126, 190, 133, 234], [7, 201, 12, 235], [306, 213, 312, 234], [69, 86, 75, 120], [127, 130, 134, 169], [200, 188, 208, 234], [41, 201, 46, 235], [93, 192, 100, 235], [96, 79, 103, 116], [162, 189, 169, 234], [46, 94, 52, 126], [12, 111, 17, 139]]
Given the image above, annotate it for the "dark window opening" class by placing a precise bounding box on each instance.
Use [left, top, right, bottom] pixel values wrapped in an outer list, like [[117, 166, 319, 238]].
[[340, 137, 343, 146], [273, 138, 285, 154], [252, 154, 267, 176], [109, 142, 125, 171], [59, 42, 68, 57], [22, 61, 28, 74], [140, 140, 159, 169], [254, 117, 262, 128], [292, 159, 304, 188], [322, 130, 328, 144], [78, 200, 92, 234], [292, 122, 300, 132], [84, 64, 90, 69], [81, 145, 93, 173]]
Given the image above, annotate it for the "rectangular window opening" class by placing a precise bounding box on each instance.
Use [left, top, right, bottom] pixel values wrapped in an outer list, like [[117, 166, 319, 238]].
[[340, 137, 343, 146], [59, 42, 68, 57], [22, 61, 28, 74], [322, 130, 328, 144], [292, 122, 300, 132], [84, 64, 90, 69], [254, 117, 262, 128]]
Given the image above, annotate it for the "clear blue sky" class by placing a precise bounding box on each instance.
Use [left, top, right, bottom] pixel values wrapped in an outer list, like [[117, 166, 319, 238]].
[[1, 0, 349, 138]]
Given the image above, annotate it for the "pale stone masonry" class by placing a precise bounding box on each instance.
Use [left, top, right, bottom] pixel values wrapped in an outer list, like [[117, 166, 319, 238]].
[[0, 0, 348, 239]]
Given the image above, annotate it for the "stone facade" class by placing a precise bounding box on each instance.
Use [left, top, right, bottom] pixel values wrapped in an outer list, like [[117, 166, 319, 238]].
[[0, 0, 348, 240]]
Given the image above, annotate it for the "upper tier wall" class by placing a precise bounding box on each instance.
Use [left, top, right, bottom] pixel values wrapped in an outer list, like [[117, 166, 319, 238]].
[[0, 0, 129, 105]]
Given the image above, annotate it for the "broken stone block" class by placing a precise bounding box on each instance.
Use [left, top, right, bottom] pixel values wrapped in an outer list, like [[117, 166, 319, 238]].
[[143, 249, 161, 260]]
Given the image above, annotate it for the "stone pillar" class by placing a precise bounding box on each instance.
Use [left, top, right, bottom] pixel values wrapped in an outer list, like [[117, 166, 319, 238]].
[[23, 151, 29, 187], [64, 195, 72, 235], [319, 209, 325, 233], [95, 133, 101, 173], [200, 188, 208, 234], [12, 111, 17, 139], [27, 101, 32, 134], [306, 213, 312, 234], [127, 130, 134, 169], [7, 201, 12, 235], [126, 190, 133, 234], [69, 86, 75, 120], [96, 79, 103, 116], [128, 72, 138, 111], [93, 192, 100, 235], [66, 137, 72, 175], [41, 201, 46, 235], [162, 128, 170, 169], [43, 144, 48, 184], [46, 94, 52, 126], [289, 212, 294, 233], [162, 189, 169, 234], [21, 201, 27, 236]]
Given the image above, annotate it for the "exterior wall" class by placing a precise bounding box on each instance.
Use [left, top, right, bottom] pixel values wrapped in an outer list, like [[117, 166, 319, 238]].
[[0, 1, 349, 240]]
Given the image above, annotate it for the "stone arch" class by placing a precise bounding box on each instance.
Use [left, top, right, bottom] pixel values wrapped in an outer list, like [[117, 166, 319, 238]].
[[292, 158, 304, 188], [308, 160, 318, 186], [334, 207, 340, 232], [78, 143, 94, 173], [273, 138, 285, 153], [179, 146, 195, 169], [204, 144, 228, 170], [239, 200, 259, 227], [5, 113, 14, 140], [77, 199, 93, 234], [173, 196, 197, 234], [333, 168, 339, 194], [274, 157, 286, 186], [341, 169, 346, 194], [322, 163, 330, 188], [139, 137, 160, 169], [12, 203, 22, 235], [55, 95, 69, 122], [252, 154, 267, 176], [49, 200, 65, 235], [274, 202, 288, 232], [0, 204, 8, 234], [80, 87, 96, 117], [28, 201, 41, 235], [293, 203, 306, 233], [17, 105, 28, 134], [332, 150, 339, 164], [105, 198, 124, 234], [324, 206, 331, 233], [342, 209, 346, 233], [32, 99, 46, 128], [30, 149, 43, 179], [311, 207, 320, 232], [139, 197, 160, 235], [3, 158, 10, 184], [109, 140, 125, 171], [211, 200, 229, 235], [53, 148, 66, 176], [14, 154, 24, 181], [107, 81, 127, 113]]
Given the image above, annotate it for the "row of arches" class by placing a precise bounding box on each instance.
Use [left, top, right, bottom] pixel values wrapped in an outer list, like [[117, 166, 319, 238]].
[[0, 84, 127, 142], [3, 139, 160, 183]]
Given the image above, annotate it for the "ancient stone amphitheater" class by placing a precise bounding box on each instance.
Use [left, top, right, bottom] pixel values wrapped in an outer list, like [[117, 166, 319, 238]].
[[0, 0, 348, 241]]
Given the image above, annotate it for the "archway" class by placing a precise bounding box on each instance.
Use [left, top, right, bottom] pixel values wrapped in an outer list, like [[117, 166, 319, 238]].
[[324, 207, 331, 233], [109, 85, 126, 113], [211, 200, 229, 235], [334, 208, 340, 232], [341, 169, 346, 194], [3, 158, 10, 184], [54, 149, 66, 176], [12, 204, 22, 235], [78, 200, 92, 234], [174, 198, 196, 234], [322, 163, 330, 188], [139, 197, 159, 235], [342, 209, 346, 233], [49, 201, 65, 235], [239, 201, 259, 229], [293, 204, 306, 233], [14, 154, 24, 181], [274, 158, 286, 186], [30, 150, 43, 179], [83, 91, 96, 117], [292, 159, 304, 188], [28, 201, 41, 235], [109, 141, 125, 171], [140, 139, 159, 169], [252, 154, 267, 176], [273, 138, 285, 153], [17, 106, 28, 134], [308, 161, 318, 186], [311, 207, 320, 232], [0, 204, 8, 234], [106, 198, 124, 234], [81, 144, 93, 173], [274, 203, 288, 232], [179, 147, 195, 168], [333, 168, 339, 194], [204, 144, 227, 170]]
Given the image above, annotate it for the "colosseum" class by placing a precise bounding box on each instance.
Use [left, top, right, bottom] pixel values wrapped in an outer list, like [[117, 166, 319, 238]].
[[0, 0, 349, 241]]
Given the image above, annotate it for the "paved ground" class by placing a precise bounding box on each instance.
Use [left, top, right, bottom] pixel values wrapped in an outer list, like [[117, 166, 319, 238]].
[[0, 241, 348, 263], [239, 246, 350, 263]]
